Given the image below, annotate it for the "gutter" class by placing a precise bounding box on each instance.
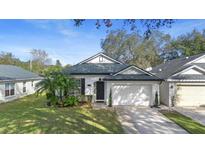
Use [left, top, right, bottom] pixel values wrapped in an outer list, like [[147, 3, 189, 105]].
[[0, 77, 43, 83]]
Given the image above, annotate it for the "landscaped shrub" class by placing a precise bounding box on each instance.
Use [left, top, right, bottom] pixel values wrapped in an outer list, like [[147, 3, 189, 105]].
[[154, 91, 159, 107], [108, 88, 112, 107], [64, 96, 79, 106], [171, 95, 176, 107]]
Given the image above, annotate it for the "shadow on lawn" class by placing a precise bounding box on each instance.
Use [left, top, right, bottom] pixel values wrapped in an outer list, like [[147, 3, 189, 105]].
[[0, 95, 123, 134]]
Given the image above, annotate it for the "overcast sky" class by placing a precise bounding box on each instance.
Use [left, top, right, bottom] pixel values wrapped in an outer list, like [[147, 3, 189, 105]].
[[0, 19, 205, 65]]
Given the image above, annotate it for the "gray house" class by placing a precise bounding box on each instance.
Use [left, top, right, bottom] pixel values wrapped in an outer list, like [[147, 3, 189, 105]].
[[64, 52, 161, 106], [0, 65, 42, 103], [151, 53, 205, 107]]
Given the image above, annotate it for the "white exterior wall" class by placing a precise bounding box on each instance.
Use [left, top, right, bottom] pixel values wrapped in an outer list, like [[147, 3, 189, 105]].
[[71, 75, 106, 102], [0, 80, 40, 103], [159, 82, 170, 106], [105, 81, 160, 106], [160, 81, 177, 107]]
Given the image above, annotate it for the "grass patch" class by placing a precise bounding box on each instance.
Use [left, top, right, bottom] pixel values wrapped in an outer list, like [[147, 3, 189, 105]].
[[160, 110, 205, 134], [0, 94, 124, 134]]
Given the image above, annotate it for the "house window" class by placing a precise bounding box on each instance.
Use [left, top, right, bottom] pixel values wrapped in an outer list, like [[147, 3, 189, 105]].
[[31, 81, 34, 87], [5, 83, 15, 97], [23, 82, 26, 93]]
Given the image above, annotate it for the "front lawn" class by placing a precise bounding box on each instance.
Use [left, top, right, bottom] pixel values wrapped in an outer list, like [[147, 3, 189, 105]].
[[160, 110, 205, 134], [0, 94, 124, 134]]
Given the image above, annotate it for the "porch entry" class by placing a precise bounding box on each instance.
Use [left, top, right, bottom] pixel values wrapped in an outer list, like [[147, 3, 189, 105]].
[[96, 81, 104, 101]]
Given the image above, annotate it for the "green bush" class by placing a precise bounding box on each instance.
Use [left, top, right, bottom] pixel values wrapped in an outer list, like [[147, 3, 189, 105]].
[[80, 95, 86, 102], [108, 88, 112, 107], [64, 96, 79, 106]]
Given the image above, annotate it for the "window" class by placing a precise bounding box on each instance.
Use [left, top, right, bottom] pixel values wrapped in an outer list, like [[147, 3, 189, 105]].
[[23, 82, 26, 93], [31, 81, 34, 87], [5, 83, 15, 97]]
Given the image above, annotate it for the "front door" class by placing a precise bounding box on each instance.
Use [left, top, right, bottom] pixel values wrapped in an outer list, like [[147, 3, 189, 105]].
[[96, 81, 104, 101]]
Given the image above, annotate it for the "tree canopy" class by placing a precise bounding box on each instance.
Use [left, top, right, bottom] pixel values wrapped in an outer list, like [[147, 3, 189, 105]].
[[0, 50, 70, 74], [101, 29, 205, 68], [165, 29, 205, 58], [73, 19, 174, 37], [101, 30, 171, 68]]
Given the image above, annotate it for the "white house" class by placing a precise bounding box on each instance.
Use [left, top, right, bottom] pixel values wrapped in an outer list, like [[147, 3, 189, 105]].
[[151, 53, 205, 107], [64, 52, 162, 106], [0, 65, 42, 103]]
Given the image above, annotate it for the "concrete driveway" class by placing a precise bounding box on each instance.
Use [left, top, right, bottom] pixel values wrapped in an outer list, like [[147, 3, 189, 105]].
[[115, 106, 188, 134], [174, 107, 205, 126]]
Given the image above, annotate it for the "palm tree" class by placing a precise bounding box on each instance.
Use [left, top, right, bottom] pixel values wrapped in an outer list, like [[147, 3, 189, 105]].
[[36, 75, 58, 106], [36, 71, 78, 107]]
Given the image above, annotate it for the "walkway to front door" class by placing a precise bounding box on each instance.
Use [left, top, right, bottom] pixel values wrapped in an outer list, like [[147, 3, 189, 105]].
[[115, 106, 188, 134]]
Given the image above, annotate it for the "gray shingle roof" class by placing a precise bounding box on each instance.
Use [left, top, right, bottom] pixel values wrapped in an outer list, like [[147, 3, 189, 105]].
[[151, 53, 205, 79], [0, 65, 42, 81], [104, 74, 162, 81], [63, 63, 128, 75], [194, 63, 205, 69], [171, 74, 205, 80]]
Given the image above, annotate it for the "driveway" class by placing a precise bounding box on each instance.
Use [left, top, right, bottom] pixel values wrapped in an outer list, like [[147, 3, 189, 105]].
[[115, 106, 188, 134], [174, 107, 205, 126]]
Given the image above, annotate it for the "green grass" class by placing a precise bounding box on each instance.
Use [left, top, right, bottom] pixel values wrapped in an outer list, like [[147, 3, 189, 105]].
[[161, 110, 205, 134], [0, 94, 124, 134]]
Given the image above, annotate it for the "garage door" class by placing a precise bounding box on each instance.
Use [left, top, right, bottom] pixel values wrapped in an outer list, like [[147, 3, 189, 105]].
[[176, 85, 205, 106], [112, 84, 152, 106]]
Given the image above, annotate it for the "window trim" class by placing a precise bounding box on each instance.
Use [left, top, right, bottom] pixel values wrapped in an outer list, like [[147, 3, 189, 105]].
[[5, 82, 15, 97]]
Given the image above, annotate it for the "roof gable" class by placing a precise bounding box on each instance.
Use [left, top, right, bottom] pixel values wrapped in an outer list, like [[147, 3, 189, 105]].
[[172, 65, 205, 76], [188, 55, 205, 64], [78, 52, 123, 64], [151, 53, 205, 79], [114, 66, 144, 75], [113, 65, 157, 77]]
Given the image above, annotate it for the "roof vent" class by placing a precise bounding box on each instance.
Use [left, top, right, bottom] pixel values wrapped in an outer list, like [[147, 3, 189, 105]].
[[186, 56, 189, 59], [159, 68, 162, 72]]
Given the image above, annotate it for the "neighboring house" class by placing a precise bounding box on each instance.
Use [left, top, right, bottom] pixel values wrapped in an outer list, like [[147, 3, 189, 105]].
[[0, 65, 42, 103], [151, 53, 205, 107], [64, 52, 161, 106]]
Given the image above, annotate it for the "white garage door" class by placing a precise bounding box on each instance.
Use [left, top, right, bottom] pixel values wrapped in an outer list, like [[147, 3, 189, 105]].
[[112, 84, 152, 106], [176, 85, 205, 106]]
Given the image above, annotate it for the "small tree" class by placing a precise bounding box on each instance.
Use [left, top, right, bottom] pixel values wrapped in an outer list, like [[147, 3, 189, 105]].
[[108, 88, 112, 107], [154, 91, 159, 107]]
